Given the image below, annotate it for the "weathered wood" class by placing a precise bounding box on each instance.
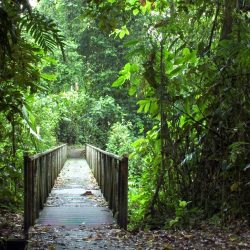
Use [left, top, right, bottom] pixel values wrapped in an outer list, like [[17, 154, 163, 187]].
[[118, 156, 128, 229], [23, 152, 30, 236], [23, 144, 68, 235], [86, 144, 122, 160], [85, 144, 128, 229], [34, 159, 39, 219], [28, 144, 67, 160]]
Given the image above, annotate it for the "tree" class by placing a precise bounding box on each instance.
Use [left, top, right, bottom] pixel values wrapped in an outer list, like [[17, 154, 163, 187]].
[[87, 0, 250, 226], [0, 0, 65, 208]]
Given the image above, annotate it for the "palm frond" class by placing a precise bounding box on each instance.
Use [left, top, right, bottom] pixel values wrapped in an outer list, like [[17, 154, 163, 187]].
[[20, 11, 66, 60]]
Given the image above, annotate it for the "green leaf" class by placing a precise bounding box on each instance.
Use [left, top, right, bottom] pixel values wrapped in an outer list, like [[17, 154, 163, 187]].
[[44, 56, 58, 64], [129, 86, 137, 96], [168, 66, 183, 77], [174, 57, 184, 65], [133, 9, 139, 15], [179, 116, 186, 128], [21, 11, 65, 58], [144, 102, 150, 113], [124, 63, 131, 71], [149, 101, 158, 116], [119, 30, 126, 39], [124, 39, 139, 47], [41, 73, 57, 81], [166, 61, 173, 73], [130, 64, 139, 73], [112, 76, 126, 87], [179, 200, 188, 207], [140, 1, 152, 14], [182, 47, 190, 56]]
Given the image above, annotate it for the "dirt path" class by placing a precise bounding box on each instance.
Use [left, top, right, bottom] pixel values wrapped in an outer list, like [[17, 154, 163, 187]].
[[28, 222, 250, 250]]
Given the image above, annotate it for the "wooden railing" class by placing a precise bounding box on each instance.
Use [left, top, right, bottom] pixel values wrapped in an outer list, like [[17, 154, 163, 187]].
[[23, 144, 67, 234], [85, 144, 128, 229]]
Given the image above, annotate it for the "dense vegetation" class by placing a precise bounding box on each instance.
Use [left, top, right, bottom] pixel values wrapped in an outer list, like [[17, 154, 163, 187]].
[[0, 0, 249, 230]]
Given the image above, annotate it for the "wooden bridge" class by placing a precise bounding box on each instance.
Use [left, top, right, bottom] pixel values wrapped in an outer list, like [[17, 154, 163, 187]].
[[23, 144, 128, 238]]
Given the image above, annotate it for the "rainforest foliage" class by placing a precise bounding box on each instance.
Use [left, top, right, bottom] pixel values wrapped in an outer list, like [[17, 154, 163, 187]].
[[0, 0, 250, 229]]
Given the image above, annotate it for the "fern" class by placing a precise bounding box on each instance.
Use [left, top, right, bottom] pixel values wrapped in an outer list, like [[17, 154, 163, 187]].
[[20, 11, 66, 59]]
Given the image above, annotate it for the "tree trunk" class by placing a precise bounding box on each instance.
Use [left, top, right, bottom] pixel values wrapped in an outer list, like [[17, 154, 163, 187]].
[[220, 0, 236, 40]]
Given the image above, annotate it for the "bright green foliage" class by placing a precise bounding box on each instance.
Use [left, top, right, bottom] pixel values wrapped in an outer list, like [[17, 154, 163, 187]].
[[0, 0, 65, 210], [81, 96, 123, 148], [87, 0, 250, 228], [111, 25, 130, 39], [21, 10, 65, 57], [112, 63, 139, 87], [30, 95, 60, 149], [168, 200, 191, 228], [106, 122, 152, 229], [106, 122, 134, 155], [49, 91, 123, 148]]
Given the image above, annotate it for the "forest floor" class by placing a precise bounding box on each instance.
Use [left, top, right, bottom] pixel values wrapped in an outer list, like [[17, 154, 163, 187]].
[[0, 157, 249, 249], [1, 210, 249, 249]]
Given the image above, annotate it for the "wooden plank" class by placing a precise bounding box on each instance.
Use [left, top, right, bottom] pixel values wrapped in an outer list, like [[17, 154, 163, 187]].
[[110, 158, 115, 211], [42, 156, 47, 205], [39, 157, 43, 210], [118, 156, 128, 229], [30, 160, 35, 227], [107, 156, 112, 208], [37, 207, 114, 225], [23, 152, 30, 235], [103, 155, 107, 200], [101, 154, 104, 193], [115, 161, 119, 215], [35, 158, 40, 219], [45, 154, 49, 198], [98, 152, 101, 187], [49, 153, 52, 191], [53, 152, 55, 186], [29, 144, 67, 160], [86, 144, 122, 160]]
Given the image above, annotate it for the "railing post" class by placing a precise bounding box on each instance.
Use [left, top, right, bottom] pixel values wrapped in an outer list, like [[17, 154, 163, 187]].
[[33, 159, 39, 221], [23, 152, 30, 237], [118, 156, 128, 229]]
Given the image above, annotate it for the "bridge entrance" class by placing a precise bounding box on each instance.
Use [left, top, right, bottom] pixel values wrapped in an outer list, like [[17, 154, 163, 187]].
[[24, 144, 128, 238]]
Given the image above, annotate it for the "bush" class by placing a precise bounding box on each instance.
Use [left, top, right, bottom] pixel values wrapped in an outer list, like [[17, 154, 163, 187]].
[[106, 121, 134, 155]]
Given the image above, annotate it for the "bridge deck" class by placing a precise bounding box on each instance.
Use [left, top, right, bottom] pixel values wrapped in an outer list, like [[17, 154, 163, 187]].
[[36, 158, 115, 226]]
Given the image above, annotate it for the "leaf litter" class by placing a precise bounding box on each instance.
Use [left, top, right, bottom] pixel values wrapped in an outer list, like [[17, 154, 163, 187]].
[[27, 223, 250, 249]]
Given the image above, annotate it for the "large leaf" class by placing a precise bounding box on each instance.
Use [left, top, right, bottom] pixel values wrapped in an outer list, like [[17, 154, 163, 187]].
[[20, 11, 66, 58]]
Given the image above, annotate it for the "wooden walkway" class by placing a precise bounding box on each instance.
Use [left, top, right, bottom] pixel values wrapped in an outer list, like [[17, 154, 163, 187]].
[[36, 158, 115, 226], [25, 145, 128, 249]]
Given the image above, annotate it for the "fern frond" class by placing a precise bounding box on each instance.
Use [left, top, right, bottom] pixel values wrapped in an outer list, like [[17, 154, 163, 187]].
[[20, 11, 66, 59]]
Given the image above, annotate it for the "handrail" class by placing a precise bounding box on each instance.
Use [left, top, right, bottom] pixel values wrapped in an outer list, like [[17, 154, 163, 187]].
[[85, 144, 128, 229], [28, 144, 67, 160], [86, 144, 122, 160], [23, 144, 67, 235]]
